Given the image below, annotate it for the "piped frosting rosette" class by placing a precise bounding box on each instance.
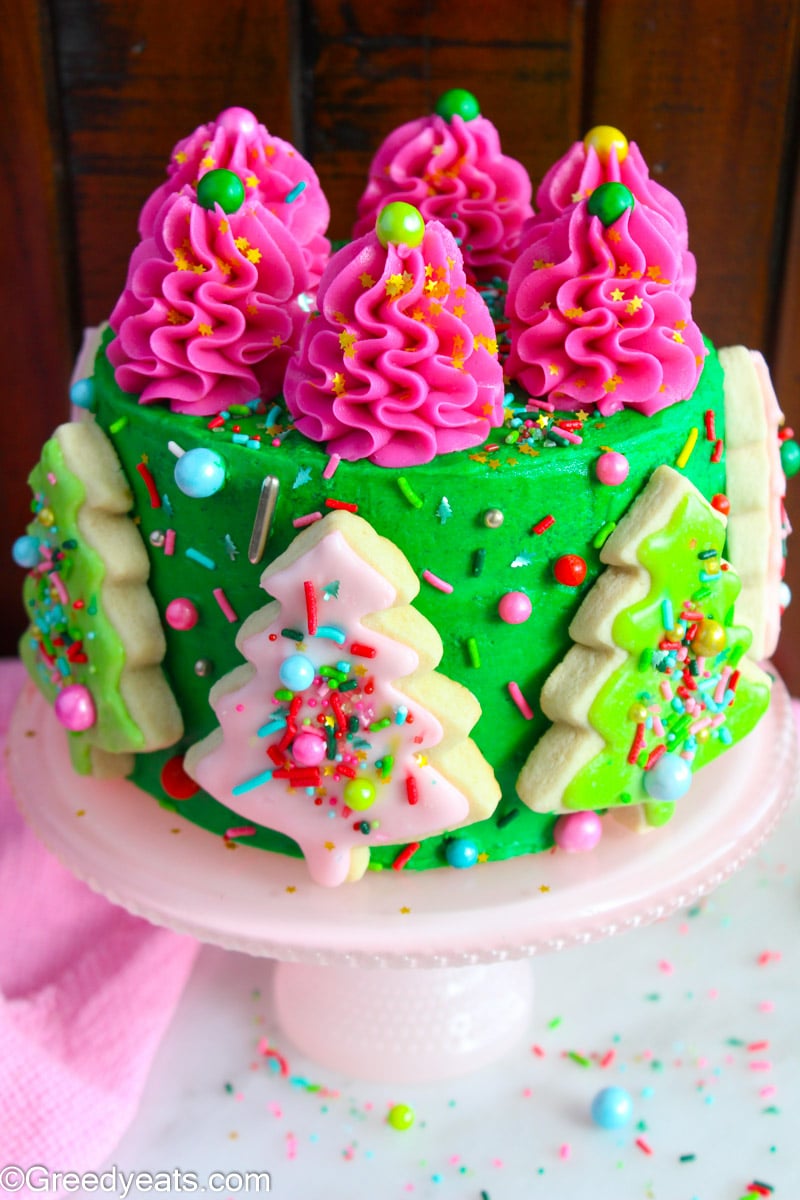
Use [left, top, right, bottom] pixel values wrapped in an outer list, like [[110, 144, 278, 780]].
[[138, 106, 330, 287], [352, 90, 532, 282], [506, 182, 705, 417], [526, 126, 696, 299], [284, 201, 505, 467], [109, 176, 310, 414]]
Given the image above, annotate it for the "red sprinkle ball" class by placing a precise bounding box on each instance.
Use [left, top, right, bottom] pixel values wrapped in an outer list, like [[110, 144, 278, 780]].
[[160, 754, 200, 801], [711, 493, 731, 516], [553, 554, 587, 587]]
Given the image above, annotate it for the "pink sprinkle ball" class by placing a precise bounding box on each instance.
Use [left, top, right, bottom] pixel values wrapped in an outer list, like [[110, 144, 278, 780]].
[[54, 683, 96, 732], [498, 591, 532, 624], [217, 106, 258, 135], [291, 731, 327, 767], [165, 597, 200, 630], [596, 450, 630, 486], [554, 810, 603, 853]]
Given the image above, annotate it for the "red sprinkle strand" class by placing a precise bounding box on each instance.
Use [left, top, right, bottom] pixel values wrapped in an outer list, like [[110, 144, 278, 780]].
[[135, 461, 161, 508], [406, 774, 419, 806], [635, 1137, 653, 1156], [324, 498, 358, 512], [532, 514, 555, 535], [288, 767, 321, 787], [259, 1044, 290, 1076], [304, 580, 318, 635], [329, 691, 347, 735], [704, 408, 716, 441], [207, 416, 225, 430], [627, 723, 646, 765], [711, 438, 724, 463], [350, 642, 377, 658], [644, 744, 667, 771], [392, 841, 421, 871]]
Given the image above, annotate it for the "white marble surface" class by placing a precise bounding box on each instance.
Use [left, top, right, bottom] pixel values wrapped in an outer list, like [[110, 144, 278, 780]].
[[105, 793, 800, 1200]]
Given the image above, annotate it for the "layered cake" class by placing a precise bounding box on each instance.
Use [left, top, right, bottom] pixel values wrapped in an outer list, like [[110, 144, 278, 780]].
[[14, 97, 795, 886]]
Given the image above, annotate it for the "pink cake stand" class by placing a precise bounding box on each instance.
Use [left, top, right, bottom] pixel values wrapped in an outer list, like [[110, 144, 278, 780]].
[[8, 673, 797, 1082]]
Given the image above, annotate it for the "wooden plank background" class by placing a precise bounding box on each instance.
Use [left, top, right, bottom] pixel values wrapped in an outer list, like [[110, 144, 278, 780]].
[[2, 0, 799, 685]]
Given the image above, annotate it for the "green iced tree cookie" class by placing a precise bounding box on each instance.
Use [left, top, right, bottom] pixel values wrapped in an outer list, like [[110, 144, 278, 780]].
[[18, 420, 182, 775], [517, 466, 771, 826]]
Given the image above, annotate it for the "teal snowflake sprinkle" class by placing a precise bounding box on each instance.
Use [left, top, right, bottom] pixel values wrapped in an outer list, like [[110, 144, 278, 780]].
[[436, 497, 453, 524], [224, 534, 239, 561], [293, 466, 312, 489], [323, 580, 340, 600], [511, 551, 534, 568]]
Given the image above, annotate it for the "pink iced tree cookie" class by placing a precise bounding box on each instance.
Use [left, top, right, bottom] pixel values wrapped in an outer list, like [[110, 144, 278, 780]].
[[109, 168, 310, 414], [184, 511, 501, 886], [138, 106, 330, 288], [506, 181, 705, 416], [525, 126, 696, 298], [352, 89, 533, 281], [284, 201, 505, 466]]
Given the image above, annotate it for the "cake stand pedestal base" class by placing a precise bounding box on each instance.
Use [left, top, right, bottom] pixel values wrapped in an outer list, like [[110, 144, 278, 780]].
[[273, 959, 534, 1081], [8, 672, 797, 1082]]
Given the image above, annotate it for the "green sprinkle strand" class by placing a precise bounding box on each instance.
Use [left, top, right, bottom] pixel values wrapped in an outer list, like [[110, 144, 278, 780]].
[[397, 476, 423, 508], [466, 636, 481, 668], [593, 520, 616, 548], [568, 1051, 591, 1067]]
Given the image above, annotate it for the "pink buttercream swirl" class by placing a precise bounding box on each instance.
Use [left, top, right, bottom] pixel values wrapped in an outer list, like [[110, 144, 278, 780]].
[[352, 113, 533, 282], [526, 141, 696, 298], [506, 198, 705, 416], [284, 220, 505, 466], [139, 107, 330, 287], [109, 188, 310, 414]]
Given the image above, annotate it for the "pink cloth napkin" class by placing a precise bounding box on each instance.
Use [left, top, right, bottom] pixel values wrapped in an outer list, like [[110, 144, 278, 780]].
[[0, 661, 199, 1190]]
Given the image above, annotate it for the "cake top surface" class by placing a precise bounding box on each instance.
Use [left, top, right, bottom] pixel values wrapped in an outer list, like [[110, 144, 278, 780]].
[[104, 107, 712, 452]]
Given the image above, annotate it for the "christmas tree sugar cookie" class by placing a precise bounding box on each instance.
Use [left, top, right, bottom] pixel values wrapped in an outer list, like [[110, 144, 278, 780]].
[[18, 420, 183, 776], [184, 510, 501, 886], [719, 345, 788, 660], [516, 466, 770, 827]]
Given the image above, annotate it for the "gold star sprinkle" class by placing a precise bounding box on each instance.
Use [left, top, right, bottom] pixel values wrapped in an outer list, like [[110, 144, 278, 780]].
[[339, 331, 357, 357]]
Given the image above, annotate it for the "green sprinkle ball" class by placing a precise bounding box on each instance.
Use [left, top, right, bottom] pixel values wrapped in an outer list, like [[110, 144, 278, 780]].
[[376, 202, 425, 249], [343, 777, 377, 811], [435, 88, 480, 123], [587, 181, 635, 227], [780, 438, 800, 478], [387, 1103, 416, 1131], [196, 168, 246, 214]]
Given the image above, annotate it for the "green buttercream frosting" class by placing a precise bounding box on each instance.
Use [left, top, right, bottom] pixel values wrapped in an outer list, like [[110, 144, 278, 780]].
[[89, 331, 731, 869]]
